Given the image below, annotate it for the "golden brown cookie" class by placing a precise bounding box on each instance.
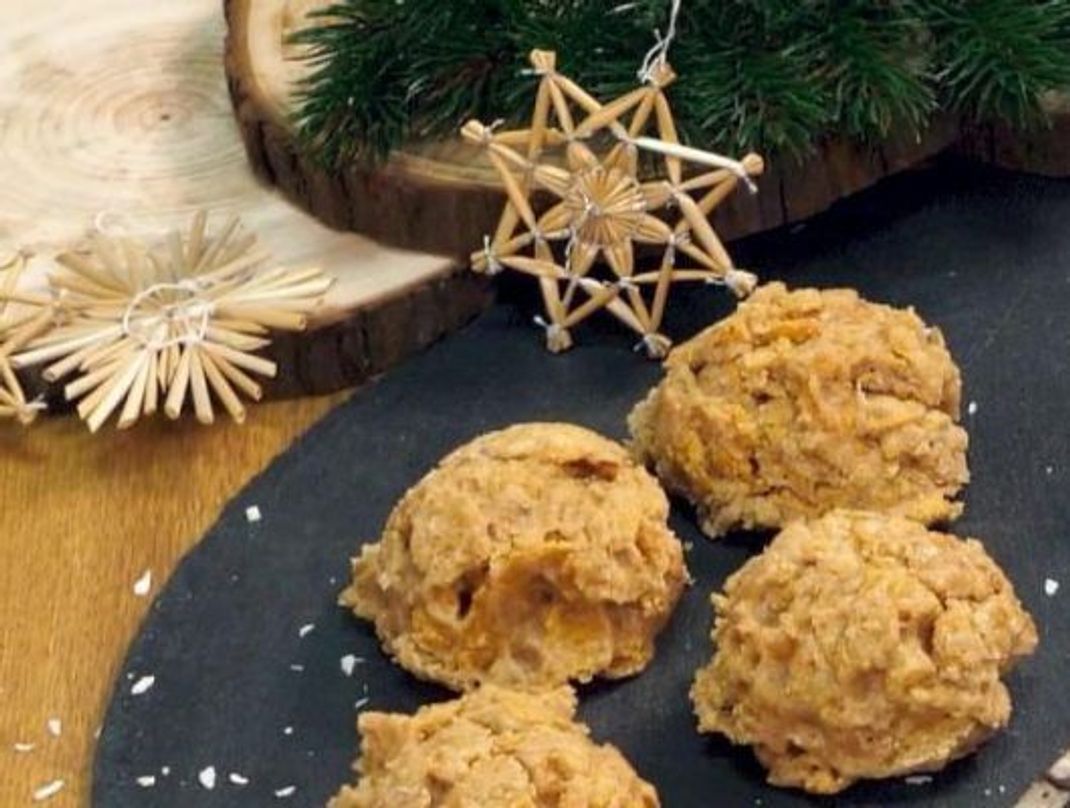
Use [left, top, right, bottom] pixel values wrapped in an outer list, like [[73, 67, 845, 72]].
[[342, 423, 688, 691], [629, 283, 969, 538], [329, 685, 660, 808], [691, 510, 1038, 794]]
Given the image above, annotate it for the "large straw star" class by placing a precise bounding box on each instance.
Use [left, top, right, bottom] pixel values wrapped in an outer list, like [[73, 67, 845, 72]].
[[463, 49, 764, 357]]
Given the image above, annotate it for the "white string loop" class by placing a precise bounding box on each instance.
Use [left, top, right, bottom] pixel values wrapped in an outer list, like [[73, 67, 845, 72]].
[[638, 0, 682, 84], [121, 282, 213, 350], [482, 236, 503, 275]]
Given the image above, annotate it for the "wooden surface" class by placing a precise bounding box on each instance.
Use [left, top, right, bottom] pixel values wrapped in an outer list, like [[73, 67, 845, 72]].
[[0, 396, 346, 805], [0, 0, 487, 400], [224, 0, 964, 260]]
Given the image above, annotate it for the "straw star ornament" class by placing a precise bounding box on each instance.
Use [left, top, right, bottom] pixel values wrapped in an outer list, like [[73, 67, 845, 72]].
[[0, 213, 334, 432], [463, 49, 764, 358], [0, 253, 44, 425]]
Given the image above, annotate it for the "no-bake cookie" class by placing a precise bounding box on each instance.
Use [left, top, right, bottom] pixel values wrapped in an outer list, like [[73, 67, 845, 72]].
[[342, 423, 687, 691], [630, 283, 969, 537]]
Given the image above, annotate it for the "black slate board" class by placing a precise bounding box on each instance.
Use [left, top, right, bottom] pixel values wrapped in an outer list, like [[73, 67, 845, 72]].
[[94, 162, 1070, 807]]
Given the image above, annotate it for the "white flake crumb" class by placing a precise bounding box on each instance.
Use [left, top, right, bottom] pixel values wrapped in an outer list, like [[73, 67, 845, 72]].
[[289, 664, 305, 672], [32, 780, 64, 802], [198, 766, 217, 790], [133, 569, 153, 597], [161, 766, 171, 776], [1049, 751, 1070, 786], [131, 675, 156, 695], [275, 785, 297, 798], [283, 726, 294, 736], [298, 623, 315, 638], [1046, 465, 1055, 475], [967, 401, 979, 415], [246, 505, 262, 523], [14, 742, 35, 752], [229, 772, 250, 786], [46, 719, 61, 737], [998, 784, 1006, 794], [1045, 578, 1060, 597], [340, 654, 365, 676], [136, 775, 156, 788], [354, 697, 370, 710], [94, 725, 101, 739], [905, 775, 933, 785], [683, 541, 694, 553], [984, 787, 992, 797]]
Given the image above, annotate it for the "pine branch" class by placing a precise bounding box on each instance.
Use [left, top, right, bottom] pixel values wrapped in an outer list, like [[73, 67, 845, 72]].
[[291, 0, 1070, 167]]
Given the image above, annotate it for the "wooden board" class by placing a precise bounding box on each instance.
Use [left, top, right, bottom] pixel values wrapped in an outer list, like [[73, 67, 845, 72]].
[[0, 0, 490, 400], [0, 392, 345, 807], [224, 0, 965, 260], [93, 166, 1070, 806]]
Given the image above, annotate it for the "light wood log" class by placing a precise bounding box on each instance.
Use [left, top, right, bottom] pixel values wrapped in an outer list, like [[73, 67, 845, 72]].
[[0, 0, 490, 402]]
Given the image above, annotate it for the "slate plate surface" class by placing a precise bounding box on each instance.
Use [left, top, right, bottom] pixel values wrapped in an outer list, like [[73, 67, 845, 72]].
[[94, 163, 1070, 807]]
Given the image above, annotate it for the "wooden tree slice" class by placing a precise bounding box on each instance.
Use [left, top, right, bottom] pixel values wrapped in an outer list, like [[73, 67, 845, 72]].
[[224, 0, 967, 259], [0, 0, 490, 401]]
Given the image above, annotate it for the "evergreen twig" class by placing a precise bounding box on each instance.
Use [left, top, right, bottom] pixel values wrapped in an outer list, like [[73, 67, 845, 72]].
[[291, 0, 1070, 167]]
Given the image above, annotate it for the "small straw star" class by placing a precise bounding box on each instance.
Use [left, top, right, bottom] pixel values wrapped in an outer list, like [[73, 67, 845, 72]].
[[0, 212, 334, 432]]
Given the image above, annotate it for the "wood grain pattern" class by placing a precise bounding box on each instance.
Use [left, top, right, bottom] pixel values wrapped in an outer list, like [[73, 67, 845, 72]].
[[0, 0, 487, 401], [0, 396, 345, 806]]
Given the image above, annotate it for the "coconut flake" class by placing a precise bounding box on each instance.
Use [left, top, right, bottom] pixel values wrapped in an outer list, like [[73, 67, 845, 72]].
[[967, 401, 979, 415], [283, 726, 294, 736], [905, 775, 933, 785], [275, 785, 297, 798], [133, 569, 153, 597], [161, 766, 171, 776], [354, 697, 370, 710], [198, 766, 217, 790], [131, 675, 156, 695], [298, 623, 315, 638], [32, 780, 64, 801], [1045, 578, 1060, 597], [340, 654, 365, 676], [289, 664, 305, 672], [136, 775, 157, 788], [46, 719, 61, 738], [14, 742, 35, 753], [246, 505, 262, 523], [229, 772, 250, 786]]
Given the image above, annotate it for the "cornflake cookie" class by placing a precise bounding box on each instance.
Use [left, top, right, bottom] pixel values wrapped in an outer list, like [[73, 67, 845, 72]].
[[342, 423, 687, 691], [329, 686, 659, 807], [691, 510, 1038, 794], [629, 283, 969, 538]]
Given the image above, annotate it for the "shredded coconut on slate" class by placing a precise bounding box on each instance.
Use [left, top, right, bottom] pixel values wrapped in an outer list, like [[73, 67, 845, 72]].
[[275, 785, 297, 798], [198, 766, 217, 790], [131, 675, 156, 695], [354, 697, 370, 710], [133, 569, 153, 597], [46, 719, 61, 737], [340, 654, 365, 676], [229, 772, 250, 786], [298, 623, 315, 638], [32, 780, 64, 802], [1046, 578, 1060, 597], [283, 726, 294, 736], [905, 775, 933, 785], [136, 775, 156, 788], [967, 401, 979, 415], [246, 505, 262, 523], [289, 664, 305, 672]]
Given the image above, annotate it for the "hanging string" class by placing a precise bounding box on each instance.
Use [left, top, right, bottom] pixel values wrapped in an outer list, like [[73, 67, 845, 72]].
[[121, 281, 213, 350], [638, 0, 682, 84]]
